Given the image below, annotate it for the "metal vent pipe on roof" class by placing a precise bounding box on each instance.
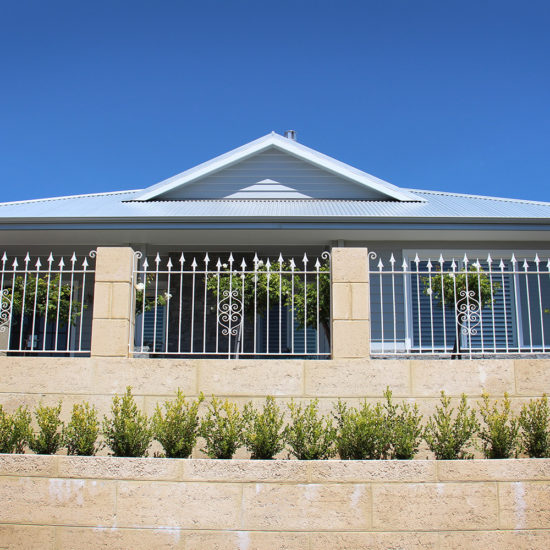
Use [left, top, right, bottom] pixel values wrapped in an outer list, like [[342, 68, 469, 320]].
[[284, 130, 297, 141]]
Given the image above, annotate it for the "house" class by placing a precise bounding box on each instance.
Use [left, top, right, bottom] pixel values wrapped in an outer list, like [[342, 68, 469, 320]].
[[0, 131, 549, 358]]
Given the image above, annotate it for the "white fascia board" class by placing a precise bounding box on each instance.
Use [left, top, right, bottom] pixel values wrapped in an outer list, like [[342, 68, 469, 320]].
[[134, 132, 424, 202]]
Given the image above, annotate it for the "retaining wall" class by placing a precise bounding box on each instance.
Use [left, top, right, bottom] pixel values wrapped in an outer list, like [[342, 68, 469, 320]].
[[0, 456, 549, 549], [0, 356, 547, 418]]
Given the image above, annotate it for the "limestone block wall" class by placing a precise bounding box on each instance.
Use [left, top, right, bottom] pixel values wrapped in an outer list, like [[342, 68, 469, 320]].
[[0, 356, 547, 418], [0, 456, 549, 549]]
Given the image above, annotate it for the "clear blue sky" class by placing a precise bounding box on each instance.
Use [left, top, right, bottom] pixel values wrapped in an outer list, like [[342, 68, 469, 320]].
[[1, 1, 549, 203]]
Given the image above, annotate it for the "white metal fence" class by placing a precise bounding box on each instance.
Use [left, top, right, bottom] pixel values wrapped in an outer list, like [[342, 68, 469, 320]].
[[369, 251, 550, 358], [0, 251, 96, 355], [132, 251, 331, 358]]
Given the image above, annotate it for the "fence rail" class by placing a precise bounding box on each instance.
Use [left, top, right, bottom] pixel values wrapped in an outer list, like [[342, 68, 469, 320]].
[[369, 251, 550, 358], [132, 251, 331, 358], [0, 251, 96, 355]]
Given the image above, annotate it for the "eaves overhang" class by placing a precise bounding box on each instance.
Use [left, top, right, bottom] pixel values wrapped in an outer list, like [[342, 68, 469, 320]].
[[2, 216, 550, 232]]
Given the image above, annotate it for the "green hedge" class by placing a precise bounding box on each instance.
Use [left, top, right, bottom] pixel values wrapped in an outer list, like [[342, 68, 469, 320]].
[[0, 389, 548, 460]]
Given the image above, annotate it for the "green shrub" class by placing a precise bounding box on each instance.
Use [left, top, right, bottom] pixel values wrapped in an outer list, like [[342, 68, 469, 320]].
[[0, 405, 13, 453], [334, 399, 388, 460], [424, 392, 479, 459], [200, 397, 244, 459], [152, 390, 204, 458], [0, 405, 32, 453], [29, 402, 64, 455], [63, 402, 101, 456], [243, 396, 285, 459], [479, 392, 520, 459], [103, 387, 153, 457], [384, 388, 424, 460], [284, 399, 336, 460], [519, 394, 550, 458], [10, 406, 33, 453]]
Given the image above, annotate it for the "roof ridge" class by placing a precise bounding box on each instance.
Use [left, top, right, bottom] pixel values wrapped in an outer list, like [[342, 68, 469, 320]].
[[0, 189, 141, 206], [408, 188, 550, 206]]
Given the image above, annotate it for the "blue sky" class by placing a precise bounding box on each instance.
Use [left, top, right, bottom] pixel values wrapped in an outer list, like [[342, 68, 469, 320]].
[[1, 1, 549, 203]]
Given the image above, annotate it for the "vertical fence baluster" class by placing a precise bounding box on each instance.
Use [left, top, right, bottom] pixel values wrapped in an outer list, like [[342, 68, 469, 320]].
[[253, 254, 258, 356], [315, 257, 320, 354], [290, 258, 295, 355], [389, 254, 397, 354], [78, 256, 88, 353], [240, 257, 246, 356], [302, 254, 308, 355], [166, 257, 173, 354], [202, 254, 208, 354], [438, 255, 447, 354], [215, 257, 221, 355], [42, 253, 53, 351], [499, 259, 510, 353], [190, 256, 197, 355], [523, 258, 534, 353], [426, 259, 435, 354], [378, 258, 384, 353], [278, 253, 283, 355], [511, 254, 522, 352], [487, 254, 496, 354], [30, 257, 41, 351]]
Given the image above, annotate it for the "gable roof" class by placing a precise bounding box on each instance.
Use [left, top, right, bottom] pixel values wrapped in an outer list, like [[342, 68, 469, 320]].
[[133, 132, 423, 202]]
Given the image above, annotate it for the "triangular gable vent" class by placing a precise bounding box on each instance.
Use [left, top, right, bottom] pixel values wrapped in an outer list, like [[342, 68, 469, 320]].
[[133, 133, 423, 202]]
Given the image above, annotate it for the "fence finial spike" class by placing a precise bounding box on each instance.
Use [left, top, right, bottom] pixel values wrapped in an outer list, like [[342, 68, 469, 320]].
[[315, 258, 321, 270], [228, 253, 234, 265], [203, 252, 210, 265], [191, 257, 198, 269], [401, 258, 408, 270], [439, 254, 444, 264], [486, 253, 492, 264], [451, 259, 457, 271], [277, 253, 284, 265], [414, 254, 420, 264], [377, 258, 384, 270], [179, 253, 185, 265], [290, 258, 296, 270], [1, 252, 6, 264], [463, 253, 469, 264], [265, 258, 272, 270], [70, 252, 77, 264], [24, 253, 30, 265], [511, 253, 517, 264], [216, 258, 222, 270], [523, 259, 529, 271], [241, 258, 247, 269], [155, 253, 161, 266], [82, 257, 89, 269], [35, 257, 42, 268], [167, 258, 173, 270], [547, 258, 550, 271], [142, 258, 149, 270], [12, 257, 18, 269], [253, 253, 259, 265], [389, 253, 395, 265], [58, 257, 65, 269], [534, 253, 540, 264], [426, 259, 433, 270], [303, 253, 309, 265]]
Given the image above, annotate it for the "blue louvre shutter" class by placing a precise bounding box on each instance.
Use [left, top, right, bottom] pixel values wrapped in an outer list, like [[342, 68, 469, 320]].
[[410, 261, 516, 352], [136, 307, 166, 352]]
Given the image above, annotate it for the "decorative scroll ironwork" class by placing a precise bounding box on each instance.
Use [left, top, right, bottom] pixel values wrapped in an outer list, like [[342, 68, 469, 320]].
[[218, 289, 243, 337], [455, 289, 481, 336], [0, 289, 11, 333]]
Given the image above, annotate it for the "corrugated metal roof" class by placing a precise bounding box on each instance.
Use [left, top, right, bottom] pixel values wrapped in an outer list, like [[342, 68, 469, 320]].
[[1, 188, 550, 222]]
